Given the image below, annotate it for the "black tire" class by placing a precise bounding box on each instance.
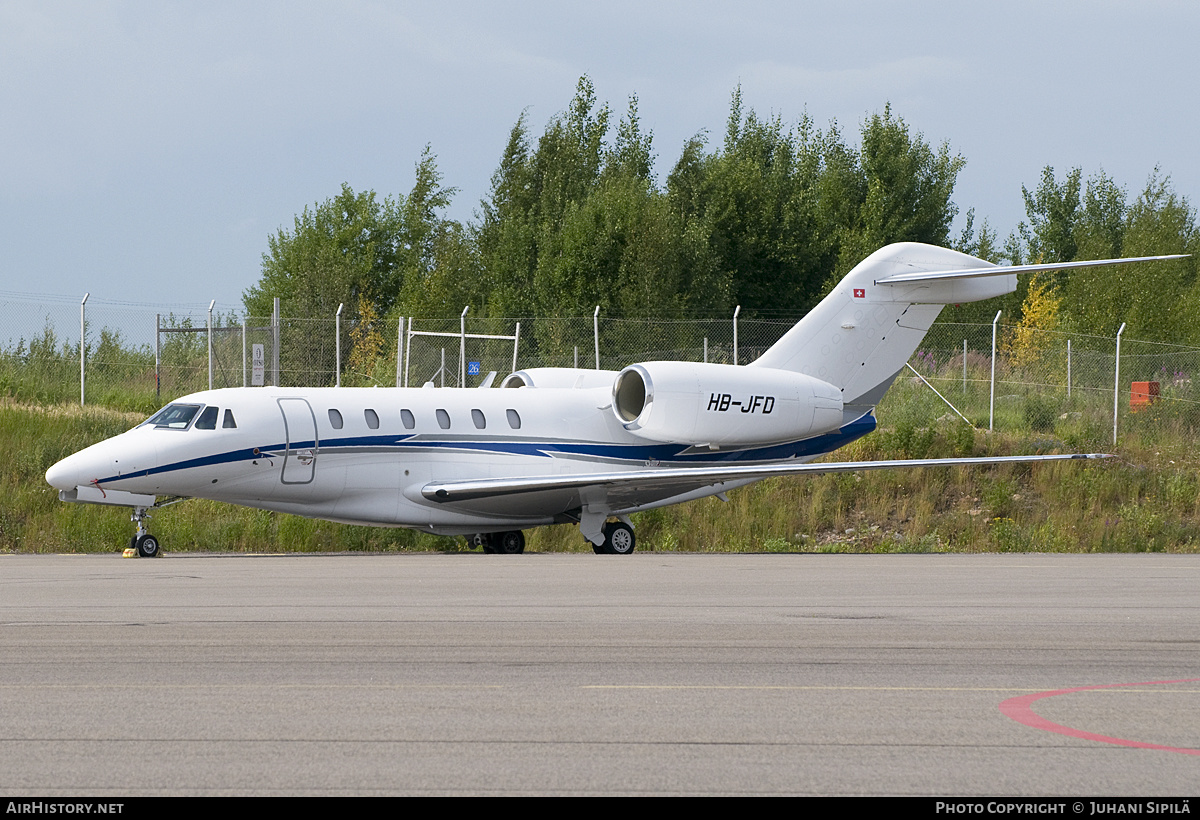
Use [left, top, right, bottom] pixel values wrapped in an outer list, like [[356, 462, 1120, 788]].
[[496, 531, 525, 554], [592, 541, 607, 555], [602, 522, 636, 555], [134, 534, 160, 558]]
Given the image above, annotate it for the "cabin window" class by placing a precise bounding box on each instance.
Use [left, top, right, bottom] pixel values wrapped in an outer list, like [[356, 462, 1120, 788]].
[[506, 409, 521, 429], [328, 409, 343, 429], [195, 406, 218, 430], [471, 409, 486, 429], [144, 403, 200, 429], [400, 409, 415, 429], [365, 409, 379, 430], [222, 409, 237, 429], [436, 409, 451, 429]]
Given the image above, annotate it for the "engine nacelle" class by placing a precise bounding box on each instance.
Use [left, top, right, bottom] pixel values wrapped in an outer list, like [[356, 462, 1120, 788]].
[[612, 361, 843, 447], [500, 367, 622, 389]]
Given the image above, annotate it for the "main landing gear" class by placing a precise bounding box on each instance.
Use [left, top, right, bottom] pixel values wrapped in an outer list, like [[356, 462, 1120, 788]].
[[592, 521, 636, 555], [126, 506, 161, 558], [467, 522, 637, 555], [470, 531, 526, 554]]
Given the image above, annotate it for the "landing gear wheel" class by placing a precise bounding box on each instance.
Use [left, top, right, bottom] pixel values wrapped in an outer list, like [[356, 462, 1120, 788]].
[[495, 531, 525, 554], [134, 534, 160, 558], [470, 533, 495, 553], [600, 522, 636, 555], [128, 506, 158, 557]]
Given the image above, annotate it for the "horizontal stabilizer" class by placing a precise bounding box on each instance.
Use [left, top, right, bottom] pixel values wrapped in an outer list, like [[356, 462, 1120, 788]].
[[875, 254, 1188, 285]]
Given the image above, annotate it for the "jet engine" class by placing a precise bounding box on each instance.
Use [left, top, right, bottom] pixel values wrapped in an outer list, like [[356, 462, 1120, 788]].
[[500, 367, 621, 389], [612, 361, 843, 447]]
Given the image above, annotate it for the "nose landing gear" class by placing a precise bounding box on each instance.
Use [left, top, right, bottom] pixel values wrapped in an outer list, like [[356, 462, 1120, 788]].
[[125, 507, 161, 558]]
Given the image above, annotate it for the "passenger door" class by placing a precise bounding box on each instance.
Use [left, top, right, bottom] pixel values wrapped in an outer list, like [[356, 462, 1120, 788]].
[[278, 398, 317, 484]]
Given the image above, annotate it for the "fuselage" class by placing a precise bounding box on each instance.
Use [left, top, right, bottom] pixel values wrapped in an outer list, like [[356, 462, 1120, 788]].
[[45, 385, 875, 535]]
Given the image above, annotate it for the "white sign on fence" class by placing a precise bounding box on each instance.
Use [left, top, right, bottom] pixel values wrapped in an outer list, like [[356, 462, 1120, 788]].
[[252, 343, 265, 386]]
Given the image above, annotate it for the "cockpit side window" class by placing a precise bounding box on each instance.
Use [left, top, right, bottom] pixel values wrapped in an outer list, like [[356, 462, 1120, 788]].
[[222, 409, 237, 429], [143, 403, 201, 430], [195, 406, 218, 430]]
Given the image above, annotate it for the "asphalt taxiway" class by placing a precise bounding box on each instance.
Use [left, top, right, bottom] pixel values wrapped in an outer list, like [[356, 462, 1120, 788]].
[[1, 552, 1196, 795]]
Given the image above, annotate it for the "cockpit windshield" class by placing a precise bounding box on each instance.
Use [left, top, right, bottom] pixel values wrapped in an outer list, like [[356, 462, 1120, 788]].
[[141, 403, 202, 430]]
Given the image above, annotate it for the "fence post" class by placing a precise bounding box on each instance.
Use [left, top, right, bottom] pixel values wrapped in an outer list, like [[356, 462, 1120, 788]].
[[989, 310, 1001, 430], [207, 300, 214, 390], [242, 320, 247, 387], [460, 306, 469, 387], [400, 316, 410, 388], [335, 303, 344, 387], [395, 316, 404, 387], [733, 305, 741, 365], [155, 313, 161, 400], [272, 298, 280, 387], [513, 321, 520, 375], [1114, 323, 1126, 445], [404, 317, 413, 388], [79, 293, 88, 406], [1067, 339, 1072, 398], [962, 339, 967, 393], [593, 306, 600, 369], [704, 337, 708, 363]]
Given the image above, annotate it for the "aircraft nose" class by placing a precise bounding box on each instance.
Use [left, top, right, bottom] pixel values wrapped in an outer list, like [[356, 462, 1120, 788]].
[[46, 441, 122, 491], [46, 452, 87, 490]]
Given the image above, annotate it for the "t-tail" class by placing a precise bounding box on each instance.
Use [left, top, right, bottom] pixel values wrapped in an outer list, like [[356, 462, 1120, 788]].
[[750, 241, 1187, 418]]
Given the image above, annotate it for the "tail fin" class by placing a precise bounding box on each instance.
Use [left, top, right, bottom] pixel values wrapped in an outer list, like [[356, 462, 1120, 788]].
[[751, 242, 1186, 409]]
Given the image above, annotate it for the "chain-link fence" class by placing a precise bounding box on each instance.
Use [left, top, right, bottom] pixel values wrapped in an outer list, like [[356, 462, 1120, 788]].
[[4, 291, 1199, 445], [900, 321, 1200, 446]]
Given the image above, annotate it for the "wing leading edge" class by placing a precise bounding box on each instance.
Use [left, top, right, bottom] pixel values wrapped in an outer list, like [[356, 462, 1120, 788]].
[[422, 453, 1109, 506]]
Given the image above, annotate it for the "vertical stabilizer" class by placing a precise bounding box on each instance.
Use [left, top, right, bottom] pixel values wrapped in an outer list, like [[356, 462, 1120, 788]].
[[750, 243, 1016, 407]]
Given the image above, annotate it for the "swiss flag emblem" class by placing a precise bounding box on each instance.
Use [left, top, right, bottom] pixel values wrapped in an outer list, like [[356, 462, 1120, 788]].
[[853, 288, 865, 299]]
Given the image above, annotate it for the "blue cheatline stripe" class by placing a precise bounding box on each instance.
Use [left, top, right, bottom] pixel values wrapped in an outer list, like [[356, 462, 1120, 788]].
[[96, 413, 877, 485]]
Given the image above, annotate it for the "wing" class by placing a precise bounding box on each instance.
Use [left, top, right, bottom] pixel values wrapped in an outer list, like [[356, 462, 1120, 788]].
[[422, 453, 1109, 511]]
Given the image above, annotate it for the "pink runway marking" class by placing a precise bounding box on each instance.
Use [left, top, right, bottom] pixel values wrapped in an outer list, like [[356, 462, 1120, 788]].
[[999, 678, 1200, 755]]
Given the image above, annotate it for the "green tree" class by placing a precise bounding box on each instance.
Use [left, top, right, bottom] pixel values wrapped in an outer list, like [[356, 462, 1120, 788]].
[[667, 90, 831, 315], [244, 183, 399, 321], [245, 147, 457, 323], [475, 76, 612, 319], [834, 105, 965, 277], [1120, 171, 1200, 342], [1016, 166, 1083, 265]]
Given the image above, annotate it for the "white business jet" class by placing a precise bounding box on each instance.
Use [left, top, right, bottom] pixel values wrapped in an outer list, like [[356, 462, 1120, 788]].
[[46, 243, 1183, 556]]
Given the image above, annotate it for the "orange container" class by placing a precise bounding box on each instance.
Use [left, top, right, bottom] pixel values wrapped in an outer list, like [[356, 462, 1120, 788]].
[[1130, 381, 1160, 412]]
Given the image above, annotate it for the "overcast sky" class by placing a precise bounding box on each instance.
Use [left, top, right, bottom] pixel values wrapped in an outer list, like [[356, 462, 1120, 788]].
[[1, 0, 1196, 314]]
